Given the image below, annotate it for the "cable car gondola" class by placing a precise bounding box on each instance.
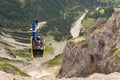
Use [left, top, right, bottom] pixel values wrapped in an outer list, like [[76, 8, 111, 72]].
[[30, 20, 45, 58]]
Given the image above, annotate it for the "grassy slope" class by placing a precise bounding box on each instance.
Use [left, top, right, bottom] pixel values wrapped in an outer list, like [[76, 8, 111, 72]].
[[0, 57, 30, 76], [43, 54, 63, 67]]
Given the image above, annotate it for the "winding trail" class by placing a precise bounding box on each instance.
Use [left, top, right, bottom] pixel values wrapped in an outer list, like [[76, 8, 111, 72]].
[[35, 21, 46, 32], [0, 33, 29, 50], [70, 10, 88, 38]]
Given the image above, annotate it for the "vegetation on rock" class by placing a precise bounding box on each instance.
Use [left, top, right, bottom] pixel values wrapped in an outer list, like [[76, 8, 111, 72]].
[[57, 10, 120, 78]]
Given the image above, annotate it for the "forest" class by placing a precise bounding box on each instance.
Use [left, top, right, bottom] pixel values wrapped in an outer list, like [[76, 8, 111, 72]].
[[0, 0, 120, 41]]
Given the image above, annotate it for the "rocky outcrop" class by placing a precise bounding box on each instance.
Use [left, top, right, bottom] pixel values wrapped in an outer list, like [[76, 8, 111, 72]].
[[57, 10, 120, 78]]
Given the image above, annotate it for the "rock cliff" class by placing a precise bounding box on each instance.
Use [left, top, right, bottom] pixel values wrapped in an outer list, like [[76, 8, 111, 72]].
[[57, 10, 120, 78]]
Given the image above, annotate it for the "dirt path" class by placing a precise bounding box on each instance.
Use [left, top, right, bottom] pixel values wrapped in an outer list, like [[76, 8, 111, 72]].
[[35, 21, 46, 32], [0, 33, 29, 49], [70, 10, 88, 38]]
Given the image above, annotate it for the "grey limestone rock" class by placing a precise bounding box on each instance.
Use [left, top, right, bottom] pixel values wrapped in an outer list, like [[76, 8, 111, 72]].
[[57, 10, 120, 78]]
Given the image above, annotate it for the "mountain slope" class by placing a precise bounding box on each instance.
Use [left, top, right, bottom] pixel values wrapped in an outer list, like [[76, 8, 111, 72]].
[[0, 0, 120, 41]]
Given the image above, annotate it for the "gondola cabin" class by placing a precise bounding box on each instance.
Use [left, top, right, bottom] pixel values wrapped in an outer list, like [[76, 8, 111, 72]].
[[30, 20, 45, 58]]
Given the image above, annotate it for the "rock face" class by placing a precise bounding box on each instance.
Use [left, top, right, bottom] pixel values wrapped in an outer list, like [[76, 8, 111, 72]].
[[57, 10, 120, 78]]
